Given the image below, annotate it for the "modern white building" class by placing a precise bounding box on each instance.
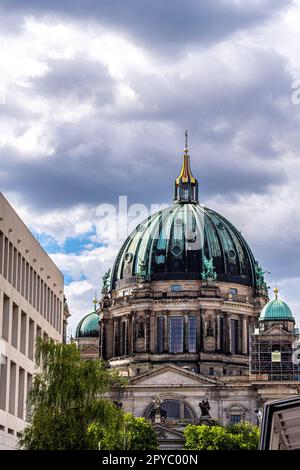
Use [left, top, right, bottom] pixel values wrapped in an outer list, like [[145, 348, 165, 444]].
[[0, 193, 66, 450]]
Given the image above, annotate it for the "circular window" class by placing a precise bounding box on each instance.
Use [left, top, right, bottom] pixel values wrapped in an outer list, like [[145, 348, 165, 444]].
[[125, 252, 133, 263], [171, 245, 182, 257], [228, 250, 236, 260], [136, 224, 144, 232], [218, 222, 225, 230]]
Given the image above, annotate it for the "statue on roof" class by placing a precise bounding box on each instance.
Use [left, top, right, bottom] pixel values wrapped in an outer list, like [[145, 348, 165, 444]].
[[201, 256, 217, 286], [199, 398, 211, 417], [136, 258, 150, 284], [255, 262, 269, 294], [101, 268, 111, 295]]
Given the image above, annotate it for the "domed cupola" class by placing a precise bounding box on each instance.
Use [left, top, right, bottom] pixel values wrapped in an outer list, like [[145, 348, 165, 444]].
[[111, 132, 258, 289], [75, 298, 100, 338], [259, 288, 294, 323]]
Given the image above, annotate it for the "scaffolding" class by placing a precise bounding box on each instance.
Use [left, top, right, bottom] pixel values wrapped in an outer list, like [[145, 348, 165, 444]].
[[250, 327, 300, 381]]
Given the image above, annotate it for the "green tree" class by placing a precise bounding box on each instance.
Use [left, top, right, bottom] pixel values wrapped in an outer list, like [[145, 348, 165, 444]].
[[184, 422, 260, 450], [225, 422, 260, 450], [122, 414, 158, 450], [87, 413, 158, 450], [19, 338, 125, 450]]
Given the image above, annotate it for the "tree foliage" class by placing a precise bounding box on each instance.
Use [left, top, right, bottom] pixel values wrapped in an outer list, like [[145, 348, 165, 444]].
[[87, 413, 158, 450], [19, 338, 125, 450], [184, 422, 260, 450], [123, 414, 158, 450]]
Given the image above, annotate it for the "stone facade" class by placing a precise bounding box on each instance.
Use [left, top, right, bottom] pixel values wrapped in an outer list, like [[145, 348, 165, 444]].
[[75, 143, 300, 447], [94, 279, 300, 443], [99, 279, 267, 378]]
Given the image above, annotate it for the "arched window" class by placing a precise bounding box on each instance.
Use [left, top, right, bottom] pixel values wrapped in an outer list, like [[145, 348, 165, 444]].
[[145, 399, 195, 421], [225, 403, 247, 424]]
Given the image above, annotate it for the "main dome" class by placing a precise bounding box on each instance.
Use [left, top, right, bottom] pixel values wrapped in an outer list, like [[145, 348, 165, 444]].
[[112, 204, 257, 289], [111, 133, 257, 290]]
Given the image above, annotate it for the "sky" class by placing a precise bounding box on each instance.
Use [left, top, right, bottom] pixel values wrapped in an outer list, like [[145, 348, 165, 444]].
[[1, 0, 300, 334]]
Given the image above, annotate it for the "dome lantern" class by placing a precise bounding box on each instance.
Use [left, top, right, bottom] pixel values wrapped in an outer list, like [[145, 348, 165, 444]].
[[174, 130, 199, 204], [259, 288, 294, 322]]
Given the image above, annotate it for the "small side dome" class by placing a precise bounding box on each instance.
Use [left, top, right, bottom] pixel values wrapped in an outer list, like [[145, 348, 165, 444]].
[[75, 312, 99, 338], [259, 288, 294, 322]]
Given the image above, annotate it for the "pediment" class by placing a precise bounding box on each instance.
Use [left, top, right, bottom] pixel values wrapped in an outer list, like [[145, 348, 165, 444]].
[[130, 364, 222, 387], [152, 423, 184, 441], [80, 344, 99, 354], [264, 325, 292, 337]]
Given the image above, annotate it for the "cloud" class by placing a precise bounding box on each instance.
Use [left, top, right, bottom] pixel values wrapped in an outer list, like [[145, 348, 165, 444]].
[[52, 242, 122, 334], [0, 17, 295, 211], [1, 1, 300, 329], [2, 1, 292, 54]]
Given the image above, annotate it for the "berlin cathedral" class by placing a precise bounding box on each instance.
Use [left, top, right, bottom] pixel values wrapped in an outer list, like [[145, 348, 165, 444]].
[[75, 135, 300, 448]]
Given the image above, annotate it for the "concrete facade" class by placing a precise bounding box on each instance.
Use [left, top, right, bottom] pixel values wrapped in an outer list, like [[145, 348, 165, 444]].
[[0, 193, 66, 449]]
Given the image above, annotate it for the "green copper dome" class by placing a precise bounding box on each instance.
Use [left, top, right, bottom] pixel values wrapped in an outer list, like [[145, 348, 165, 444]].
[[259, 289, 294, 322], [111, 203, 257, 289], [75, 312, 99, 338], [111, 134, 259, 290]]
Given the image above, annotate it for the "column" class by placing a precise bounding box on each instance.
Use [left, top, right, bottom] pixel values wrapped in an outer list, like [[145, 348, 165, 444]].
[[200, 311, 206, 350], [100, 318, 108, 360], [150, 311, 156, 353], [163, 311, 169, 352], [184, 312, 189, 353], [99, 318, 104, 359], [215, 311, 220, 351], [238, 315, 243, 355], [123, 319, 128, 356], [224, 313, 231, 354], [145, 311, 151, 352], [127, 312, 133, 355], [242, 316, 248, 355], [132, 311, 137, 353], [196, 311, 201, 352], [113, 319, 118, 356], [106, 318, 114, 359]]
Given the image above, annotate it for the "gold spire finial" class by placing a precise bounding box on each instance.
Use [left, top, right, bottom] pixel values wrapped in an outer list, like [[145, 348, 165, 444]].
[[92, 291, 98, 311], [175, 129, 196, 186], [184, 129, 188, 153], [274, 287, 279, 300]]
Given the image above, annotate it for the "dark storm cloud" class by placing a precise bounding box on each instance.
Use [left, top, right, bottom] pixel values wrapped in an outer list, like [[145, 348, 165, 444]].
[[34, 56, 114, 103], [0, 0, 295, 213], [1, 0, 299, 323], [254, 239, 300, 281], [0, 129, 286, 212], [2, 0, 292, 53]]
